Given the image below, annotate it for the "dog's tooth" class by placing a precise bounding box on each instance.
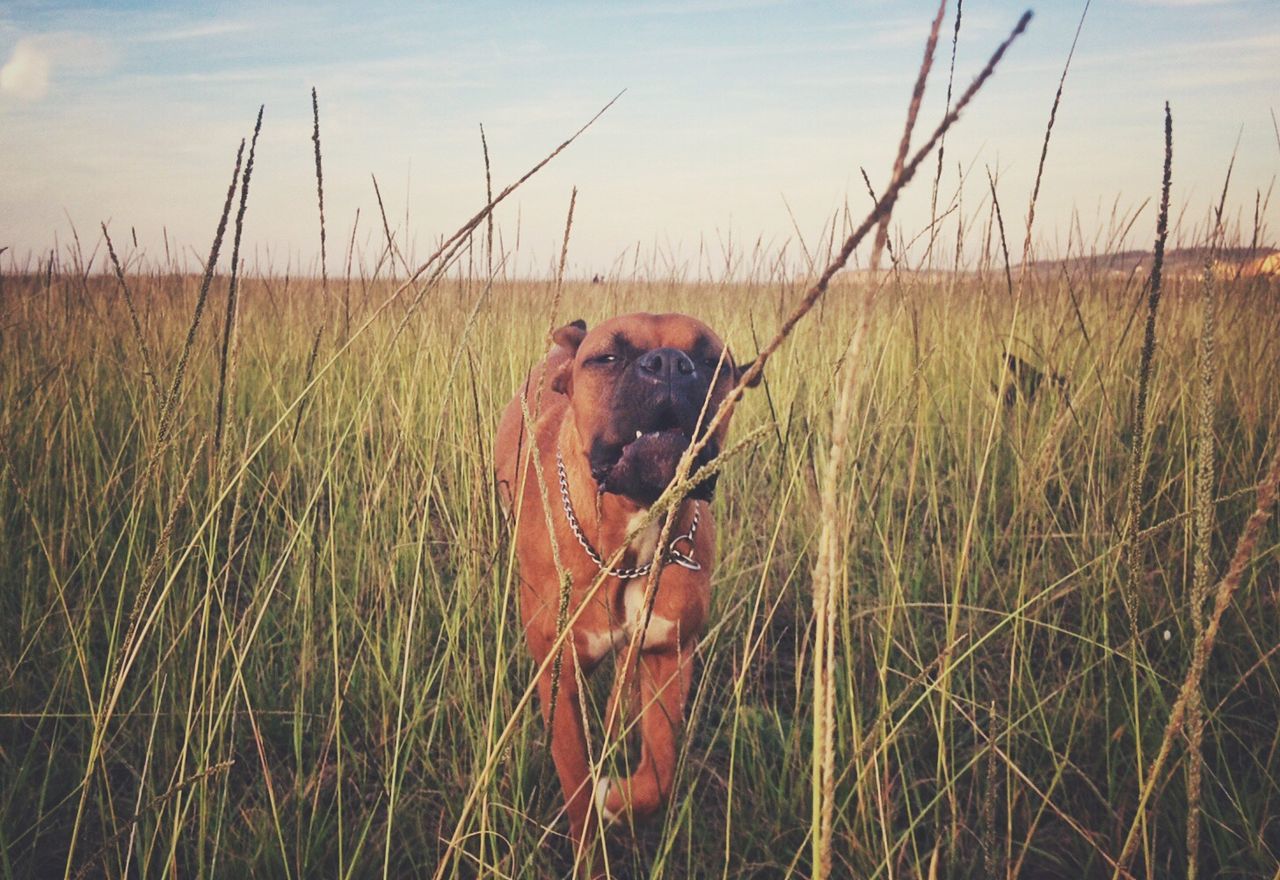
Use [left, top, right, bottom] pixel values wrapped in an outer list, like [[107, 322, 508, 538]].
[[636, 430, 642, 439]]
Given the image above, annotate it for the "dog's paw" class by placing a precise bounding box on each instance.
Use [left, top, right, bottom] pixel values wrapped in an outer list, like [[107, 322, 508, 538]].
[[593, 777, 622, 825]]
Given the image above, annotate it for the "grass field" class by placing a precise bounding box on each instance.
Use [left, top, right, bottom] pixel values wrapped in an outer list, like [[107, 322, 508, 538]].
[[2, 198, 1278, 880]]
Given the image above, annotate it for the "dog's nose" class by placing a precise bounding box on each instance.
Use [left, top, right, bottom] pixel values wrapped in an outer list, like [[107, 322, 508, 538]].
[[637, 348, 696, 384]]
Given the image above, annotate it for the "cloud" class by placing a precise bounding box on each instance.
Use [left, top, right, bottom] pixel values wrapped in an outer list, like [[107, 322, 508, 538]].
[[0, 39, 50, 101], [136, 20, 256, 43], [0, 33, 117, 103]]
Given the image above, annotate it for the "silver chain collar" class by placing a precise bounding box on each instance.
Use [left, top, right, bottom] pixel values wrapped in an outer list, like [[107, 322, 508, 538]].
[[555, 447, 701, 579]]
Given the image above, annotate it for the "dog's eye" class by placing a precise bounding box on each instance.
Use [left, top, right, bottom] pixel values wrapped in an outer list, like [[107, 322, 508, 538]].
[[588, 354, 618, 365]]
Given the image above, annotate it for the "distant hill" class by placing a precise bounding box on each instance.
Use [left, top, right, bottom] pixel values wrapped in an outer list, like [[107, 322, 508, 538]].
[[1022, 247, 1279, 276]]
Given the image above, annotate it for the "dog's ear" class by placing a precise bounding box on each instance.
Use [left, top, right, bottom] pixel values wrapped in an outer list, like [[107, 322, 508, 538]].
[[550, 320, 587, 395], [735, 358, 763, 388], [552, 319, 587, 352]]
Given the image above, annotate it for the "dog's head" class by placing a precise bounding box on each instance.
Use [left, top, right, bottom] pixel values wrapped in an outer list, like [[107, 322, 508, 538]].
[[549, 313, 760, 506]]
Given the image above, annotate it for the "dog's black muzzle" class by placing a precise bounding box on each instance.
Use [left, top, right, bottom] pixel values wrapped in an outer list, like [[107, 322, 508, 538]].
[[586, 349, 722, 504]]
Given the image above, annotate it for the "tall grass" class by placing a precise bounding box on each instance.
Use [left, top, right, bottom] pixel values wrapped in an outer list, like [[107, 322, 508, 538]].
[[3, 227, 1277, 878]]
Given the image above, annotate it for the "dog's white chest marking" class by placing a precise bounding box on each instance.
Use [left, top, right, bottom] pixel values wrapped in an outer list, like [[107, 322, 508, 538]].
[[579, 578, 677, 661], [618, 578, 677, 647]]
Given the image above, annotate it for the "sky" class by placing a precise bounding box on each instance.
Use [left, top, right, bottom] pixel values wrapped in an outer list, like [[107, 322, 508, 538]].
[[1, 0, 1277, 277]]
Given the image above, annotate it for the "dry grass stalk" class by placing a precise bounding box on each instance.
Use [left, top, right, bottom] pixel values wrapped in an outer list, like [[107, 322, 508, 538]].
[[927, 0, 963, 261], [312, 87, 328, 297], [859, 169, 898, 270], [987, 168, 1014, 297], [555, 186, 577, 297], [292, 88, 329, 443], [291, 325, 325, 445], [1121, 103, 1173, 637], [102, 223, 162, 400], [1020, 0, 1091, 268], [950, 696, 1129, 877], [343, 208, 359, 339], [536, 186, 579, 750], [371, 173, 410, 278], [1112, 108, 1173, 872], [1184, 153, 1235, 880], [481, 123, 495, 279], [811, 338, 858, 878], [214, 106, 264, 456], [814, 8, 948, 873], [691, 10, 1033, 461], [870, 0, 947, 274], [982, 700, 1001, 878], [1113, 437, 1280, 878], [384, 135, 591, 351], [156, 139, 244, 446], [408, 91, 623, 296], [74, 758, 235, 880], [531, 186, 579, 420], [1184, 258, 1216, 880]]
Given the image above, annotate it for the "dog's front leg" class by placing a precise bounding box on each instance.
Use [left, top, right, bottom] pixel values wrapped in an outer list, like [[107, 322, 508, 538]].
[[595, 641, 694, 825], [534, 645, 602, 862]]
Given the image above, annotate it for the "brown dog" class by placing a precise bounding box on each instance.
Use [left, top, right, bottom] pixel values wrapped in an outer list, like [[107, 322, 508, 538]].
[[495, 313, 758, 863]]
